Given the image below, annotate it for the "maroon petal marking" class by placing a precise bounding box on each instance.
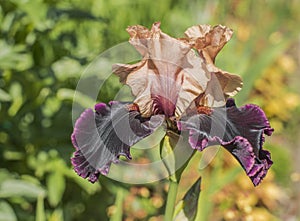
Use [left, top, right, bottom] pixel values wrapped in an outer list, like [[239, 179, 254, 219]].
[[178, 98, 274, 186], [71, 102, 164, 183]]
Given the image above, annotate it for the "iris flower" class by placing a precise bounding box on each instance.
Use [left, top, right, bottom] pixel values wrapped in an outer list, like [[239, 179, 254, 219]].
[[71, 22, 273, 186]]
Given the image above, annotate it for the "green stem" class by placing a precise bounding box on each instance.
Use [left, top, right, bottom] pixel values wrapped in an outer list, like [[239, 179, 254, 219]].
[[110, 188, 124, 221], [160, 134, 195, 220], [164, 179, 179, 221]]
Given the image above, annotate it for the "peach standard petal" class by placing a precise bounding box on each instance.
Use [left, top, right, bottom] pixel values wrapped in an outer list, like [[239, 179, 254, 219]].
[[182, 25, 243, 107], [184, 24, 233, 63], [113, 22, 243, 117], [114, 22, 210, 117]]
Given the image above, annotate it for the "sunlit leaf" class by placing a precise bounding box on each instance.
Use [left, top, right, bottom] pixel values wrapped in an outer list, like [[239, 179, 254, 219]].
[[64, 169, 101, 195], [267, 144, 292, 186], [0, 41, 33, 71], [3, 151, 24, 161], [0, 201, 17, 221], [0, 89, 11, 102], [236, 39, 292, 102], [11, 0, 49, 31], [110, 188, 125, 221], [1, 12, 15, 33], [8, 82, 23, 117], [36, 195, 46, 221], [42, 96, 62, 117], [0, 179, 46, 199], [160, 135, 176, 182], [48, 209, 63, 221], [196, 150, 242, 221], [198, 146, 220, 170], [57, 88, 95, 108], [46, 172, 66, 207], [0, 170, 11, 186], [52, 57, 83, 81]]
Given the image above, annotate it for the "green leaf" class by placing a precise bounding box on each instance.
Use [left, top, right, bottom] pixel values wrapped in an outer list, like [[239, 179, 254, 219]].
[[207, 164, 242, 196], [0, 170, 11, 186], [64, 169, 101, 195], [46, 172, 66, 207], [0, 41, 33, 71], [0, 89, 11, 102], [0, 179, 46, 199], [48, 209, 63, 221], [174, 177, 202, 221], [267, 143, 292, 186], [110, 188, 125, 221], [236, 39, 291, 102], [52, 57, 82, 81], [0, 201, 17, 221], [160, 135, 176, 182], [36, 195, 46, 221], [11, 0, 49, 31], [198, 146, 220, 170], [42, 96, 62, 117], [8, 82, 23, 117], [57, 88, 95, 108], [196, 154, 241, 221], [182, 177, 202, 220]]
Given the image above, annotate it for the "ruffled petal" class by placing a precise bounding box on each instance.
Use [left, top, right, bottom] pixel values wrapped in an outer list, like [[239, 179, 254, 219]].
[[197, 71, 243, 108], [178, 98, 274, 186], [71, 102, 164, 183], [112, 61, 145, 84], [183, 24, 233, 63], [113, 22, 210, 118], [182, 24, 243, 108], [113, 22, 242, 118]]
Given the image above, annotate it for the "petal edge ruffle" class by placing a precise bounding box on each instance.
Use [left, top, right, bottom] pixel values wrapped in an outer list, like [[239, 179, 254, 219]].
[[71, 102, 164, 183], [178, 98, 273, 186]]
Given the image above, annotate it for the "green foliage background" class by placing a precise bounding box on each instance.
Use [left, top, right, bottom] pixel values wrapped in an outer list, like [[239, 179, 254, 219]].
[[0, 0, 299, 220]]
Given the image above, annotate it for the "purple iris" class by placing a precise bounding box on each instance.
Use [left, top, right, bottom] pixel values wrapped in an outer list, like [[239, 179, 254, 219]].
[[71, 22, 273, 186]]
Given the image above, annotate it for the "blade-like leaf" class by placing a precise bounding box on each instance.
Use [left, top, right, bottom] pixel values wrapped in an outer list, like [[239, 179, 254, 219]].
[[36, 195, 46, 221], [160, 135, 176, 182], [183, 177, 202, 220], [0, 89, 11, 102], [110, 188, 125, 221], [174, 177, 202, 221], [47, 172, 66, 207], [0, 201, 17, 221], [0, 179, 46, 199], [236, 40, 291, 102]]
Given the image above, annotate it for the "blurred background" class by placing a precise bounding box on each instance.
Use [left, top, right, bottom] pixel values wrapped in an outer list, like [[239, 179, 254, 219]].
[[0, 0, 300, 220]]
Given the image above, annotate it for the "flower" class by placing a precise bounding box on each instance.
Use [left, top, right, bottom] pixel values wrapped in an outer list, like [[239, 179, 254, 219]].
[[71, 22, 273, 186]]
